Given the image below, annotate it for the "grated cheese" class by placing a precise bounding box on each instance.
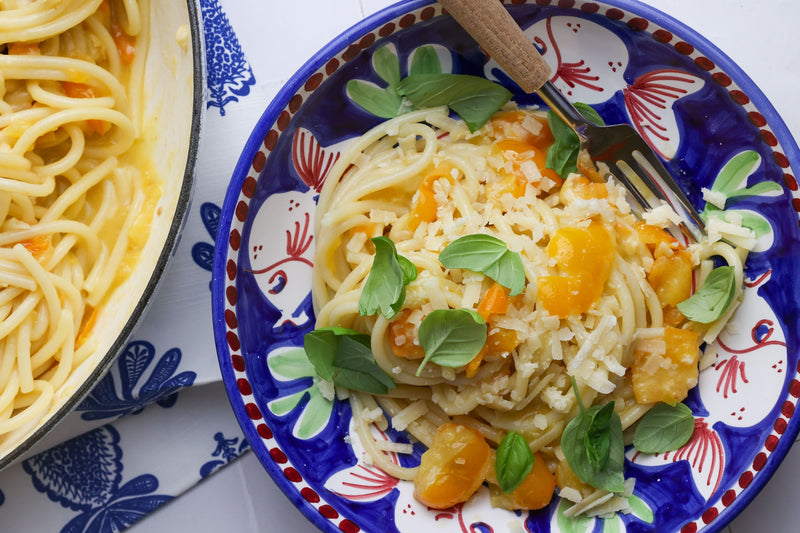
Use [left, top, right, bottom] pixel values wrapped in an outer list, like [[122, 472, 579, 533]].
[[521, 114, 544, 136], [702, 187, 727, 209], [317, 379, 335, 401], [542, 386, 573, 413], [642, 204, 683, 227]]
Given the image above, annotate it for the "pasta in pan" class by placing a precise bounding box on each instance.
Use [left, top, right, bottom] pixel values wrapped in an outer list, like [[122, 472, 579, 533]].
[[0, 0, 158, 449], [311, 105, 747, 515]]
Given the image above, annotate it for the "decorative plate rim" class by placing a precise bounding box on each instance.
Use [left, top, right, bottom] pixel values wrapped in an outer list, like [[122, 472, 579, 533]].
[[211, 1, 800, 532]]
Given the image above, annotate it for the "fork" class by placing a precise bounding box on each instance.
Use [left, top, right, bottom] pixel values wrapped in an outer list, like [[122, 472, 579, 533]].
[[437, 0, 706, 243]]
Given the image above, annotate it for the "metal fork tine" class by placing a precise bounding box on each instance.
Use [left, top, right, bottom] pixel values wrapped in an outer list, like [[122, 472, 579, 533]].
[[603, 150, 704, 244], [630, 149, 706, 243], [610, 158, 662, 215]]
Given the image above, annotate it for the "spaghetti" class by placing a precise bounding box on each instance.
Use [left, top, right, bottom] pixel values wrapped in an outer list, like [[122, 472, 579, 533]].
[[0, 0, 158, 451], [312, 106, 746, 514]]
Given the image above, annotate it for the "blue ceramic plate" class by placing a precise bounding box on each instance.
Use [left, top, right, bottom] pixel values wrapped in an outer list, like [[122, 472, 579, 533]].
[[212, 1, 800, 531]]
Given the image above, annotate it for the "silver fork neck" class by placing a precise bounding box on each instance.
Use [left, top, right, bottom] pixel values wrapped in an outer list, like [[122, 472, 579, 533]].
[[537, 81, 590, 137]]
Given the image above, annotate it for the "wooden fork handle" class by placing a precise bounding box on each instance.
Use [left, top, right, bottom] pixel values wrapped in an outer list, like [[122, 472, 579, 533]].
[[438, 0, 552, 93]]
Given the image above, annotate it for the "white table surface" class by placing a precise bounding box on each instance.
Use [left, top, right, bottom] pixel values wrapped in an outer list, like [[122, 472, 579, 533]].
[[129, 1, 800, 531]]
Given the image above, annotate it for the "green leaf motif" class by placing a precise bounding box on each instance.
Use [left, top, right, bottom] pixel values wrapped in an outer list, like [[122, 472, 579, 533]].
[[416, 308, 487, 375], [396, 73, 512, 132], [495, 431, 535, 493], [556, 498, 595, 533], [409, 45, 442, 75], [627, 493, 655, 523], [601, 516, 624, 533], [293, 388, 335, 439], [700, 150, 779, 244], [346, 79, 403, 118], [372, 45, 401, 87], [676, 265, 736, 324], [706, 148, 782, 205], [439, 234, 526, 295], [732, 210, 773, 238], [633, 402, 695, 453], [711, 150, 761, 196], [268, 389, 309, 416], [727, 180, 783, 201], [267, 347, 316, 381], [703, 205, 774, 240], [266, 347, 335, 440]]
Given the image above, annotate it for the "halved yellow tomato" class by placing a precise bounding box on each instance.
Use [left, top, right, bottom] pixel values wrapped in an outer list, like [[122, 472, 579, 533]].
[[414, 423, 491, 509]]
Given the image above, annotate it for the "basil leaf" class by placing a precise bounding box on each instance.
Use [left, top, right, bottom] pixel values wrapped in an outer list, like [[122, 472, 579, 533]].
[[396, 73, 512, 132], [496, 431, 534, 493], [416, 308, 487, 376], [633, 402, 695, 453], [440, 234, 507, 267], [676, 265, 736, 323], [546, 102, 604, 179], [398, 254, 418, 285], [304, 327, 366, 381], [439, 234, 526, 296], [561, 380, 625, 493], [359, 236, 416, 319], [303, 327, 395, 394], [546, 140, 579, 178], [584, 401, 615, 471], [482, 249, 526, 296], [330, 335, 397, 394]]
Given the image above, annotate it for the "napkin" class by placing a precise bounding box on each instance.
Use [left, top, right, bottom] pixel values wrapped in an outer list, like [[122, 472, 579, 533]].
[[0, 0, 275, 530]]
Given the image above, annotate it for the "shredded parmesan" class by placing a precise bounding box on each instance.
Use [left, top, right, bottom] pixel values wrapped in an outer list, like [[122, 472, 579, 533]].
[[642, 203, 683, 227], [702, 187, 727, 209], [521, 114, 543, 136], [317, 379, 335, 402]]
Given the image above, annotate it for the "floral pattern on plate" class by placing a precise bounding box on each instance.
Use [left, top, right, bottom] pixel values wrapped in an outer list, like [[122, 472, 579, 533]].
[[212, 1, 800, 532]]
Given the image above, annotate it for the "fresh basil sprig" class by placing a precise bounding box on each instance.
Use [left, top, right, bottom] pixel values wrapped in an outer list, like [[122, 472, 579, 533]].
[[439, 234, 525, 296], [416, 308, 487, 376], [304, 327, 396, 394], [561, 377, 625, 493], [359, 236, 417, 320], [496, 431, 534, 493], [396, 74, 512, 133], [633, 402, 695, 453], [546, 102, 605, 179], [676, 265, 736, 324]]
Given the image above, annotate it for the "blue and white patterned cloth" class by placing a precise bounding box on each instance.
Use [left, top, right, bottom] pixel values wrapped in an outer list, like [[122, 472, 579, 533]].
[[0, 1, 263, 531]]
